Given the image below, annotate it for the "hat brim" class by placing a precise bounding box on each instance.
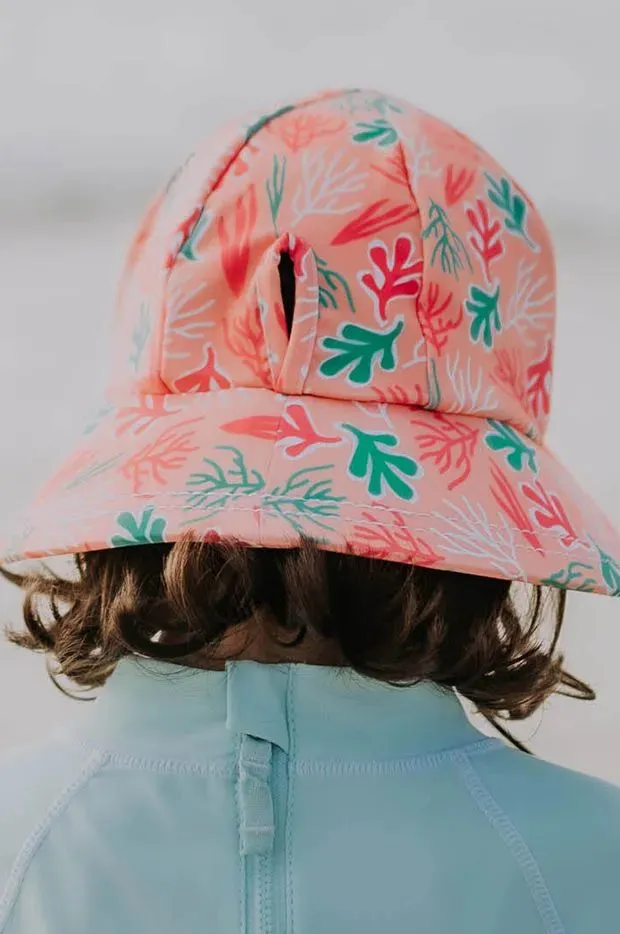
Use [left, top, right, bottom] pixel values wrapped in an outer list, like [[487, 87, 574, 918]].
[[1, 389, 619, 596]]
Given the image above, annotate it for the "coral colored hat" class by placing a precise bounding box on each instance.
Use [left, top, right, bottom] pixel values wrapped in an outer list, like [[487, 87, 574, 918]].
[[2, 88, 619, 595]]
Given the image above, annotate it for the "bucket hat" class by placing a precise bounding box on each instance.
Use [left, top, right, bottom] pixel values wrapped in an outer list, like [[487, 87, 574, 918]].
[[2, 88, 619, 595]]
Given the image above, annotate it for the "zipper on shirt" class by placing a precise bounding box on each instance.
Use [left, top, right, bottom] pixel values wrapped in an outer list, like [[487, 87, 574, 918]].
[[238, 734, 290, 934], [271, 745, 289, 934]]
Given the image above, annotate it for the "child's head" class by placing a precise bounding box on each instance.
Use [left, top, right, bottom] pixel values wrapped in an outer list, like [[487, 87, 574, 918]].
[[3, 537, 587, 743], [1, 89, 617, 747]]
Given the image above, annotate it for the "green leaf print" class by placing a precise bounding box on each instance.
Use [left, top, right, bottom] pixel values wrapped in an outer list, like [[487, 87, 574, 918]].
[[366, 94, 404, 116], [66, 455, 122, 489], [266, 155, 287, 234], [541, 562, 597, 593], [111, 506, 168, 547], [315, 252, 356, 313], [343, 425, 420, 501], [485, 173, 537, 251], [352, 118, 399, 148], [594, 544, 620, 596], [485, 420, 538, 472], [421, 201, 473, 280], [179, 207, 211, 261], [186, 446, 266, 513], [465, 283, 502, 349], [320, 319, 403, 385], [264, 465, 345, 533], [338, 91, 403, 116]]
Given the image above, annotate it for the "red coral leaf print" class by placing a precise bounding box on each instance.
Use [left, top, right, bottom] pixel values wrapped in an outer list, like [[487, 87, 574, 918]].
[[268, 112, 345, 152], [444, 165, 476, 206], [217, 185, 258, 297], [165, 206, 203, 269], [222, 404, 340, 457], [521, 479, 578, 548], [232, 140, 260, 176], [122, 419, 201, 494], [222, 415, 281, 442], [371, 148, 410, 188], [526, 339, 553, 419], [466, 199, 505, 284], [416, 283, 461, 356], [410, 412, 478, 490], [332, 200, 419, 246], [492, 348, 526, 406], [350, 507, 444, 566], [224, 302, 271, 386], [489, 463, 544, 553], [371, 384, 425, 406], [174, 346, 232, 393], [116, 396, 181, 437], [359, 235, 423, 323]]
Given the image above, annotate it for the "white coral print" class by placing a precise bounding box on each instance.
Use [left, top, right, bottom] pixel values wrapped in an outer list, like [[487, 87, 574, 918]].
[[400, 131, 442, 188], [402, 337, 427, 370], [432, 498, 525, 579], [165, 281, 215, 359], [291, 148, 367, 225], [504, 258, 554, 347], [444, 351, 499, 415]]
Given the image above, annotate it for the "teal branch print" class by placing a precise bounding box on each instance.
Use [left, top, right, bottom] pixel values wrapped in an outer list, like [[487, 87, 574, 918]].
[[320, 319, 404, 384], [179, 207, 211, 261], [541, 562, 597, 593], [336, 91, 403, 116], [465, 283, 502, 349], [595, 544, 620, 596], [66, 455, 122, 489], [244, 104, 295, 143], [421, 200, 473, 280], [184, 449, 345, 535], [263, 465, 345, 533], [366, 94, 403, 116], [485, 420, 538, 472], [352, 118, 399, 148], [315, 252, 356, 313], [485, 173, 538, 251], [266, 155, 287, 234], [343, 425, 419, 500], [186, 446, 266, 513], [111, 506, 168, 547]]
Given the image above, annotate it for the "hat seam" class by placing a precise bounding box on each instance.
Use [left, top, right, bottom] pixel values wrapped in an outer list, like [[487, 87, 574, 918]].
[[14, 501, 595, 554], [395, 137, 430, 407]]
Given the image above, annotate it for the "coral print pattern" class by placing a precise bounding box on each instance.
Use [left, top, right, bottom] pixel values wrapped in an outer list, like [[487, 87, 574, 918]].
[[2, 88, 619, 596]]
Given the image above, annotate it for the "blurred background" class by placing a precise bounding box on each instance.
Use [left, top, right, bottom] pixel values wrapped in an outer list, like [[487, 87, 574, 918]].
[[0, 0, 618, 780]]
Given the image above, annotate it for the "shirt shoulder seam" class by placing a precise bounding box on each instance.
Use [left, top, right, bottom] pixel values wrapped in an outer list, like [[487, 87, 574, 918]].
[[293, 737, 501, 776], [74, 736, 234, 777], [457, 750, 566, 934], [0, 748, 108, 932]]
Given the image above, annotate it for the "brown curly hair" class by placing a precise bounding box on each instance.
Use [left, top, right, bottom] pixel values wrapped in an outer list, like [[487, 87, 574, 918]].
[[1, 536, 593, 752]]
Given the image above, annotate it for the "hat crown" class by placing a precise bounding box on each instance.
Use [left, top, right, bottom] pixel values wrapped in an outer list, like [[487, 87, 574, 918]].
[[113, 89, 555, 441]]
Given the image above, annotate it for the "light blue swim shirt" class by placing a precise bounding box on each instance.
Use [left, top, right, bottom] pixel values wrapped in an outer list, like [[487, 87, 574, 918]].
[[0, 659, 619, 932]]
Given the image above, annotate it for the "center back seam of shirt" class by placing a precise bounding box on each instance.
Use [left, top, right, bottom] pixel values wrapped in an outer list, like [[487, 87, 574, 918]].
[[457, 751, 566, 934], [0, 749, 109, 932]]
